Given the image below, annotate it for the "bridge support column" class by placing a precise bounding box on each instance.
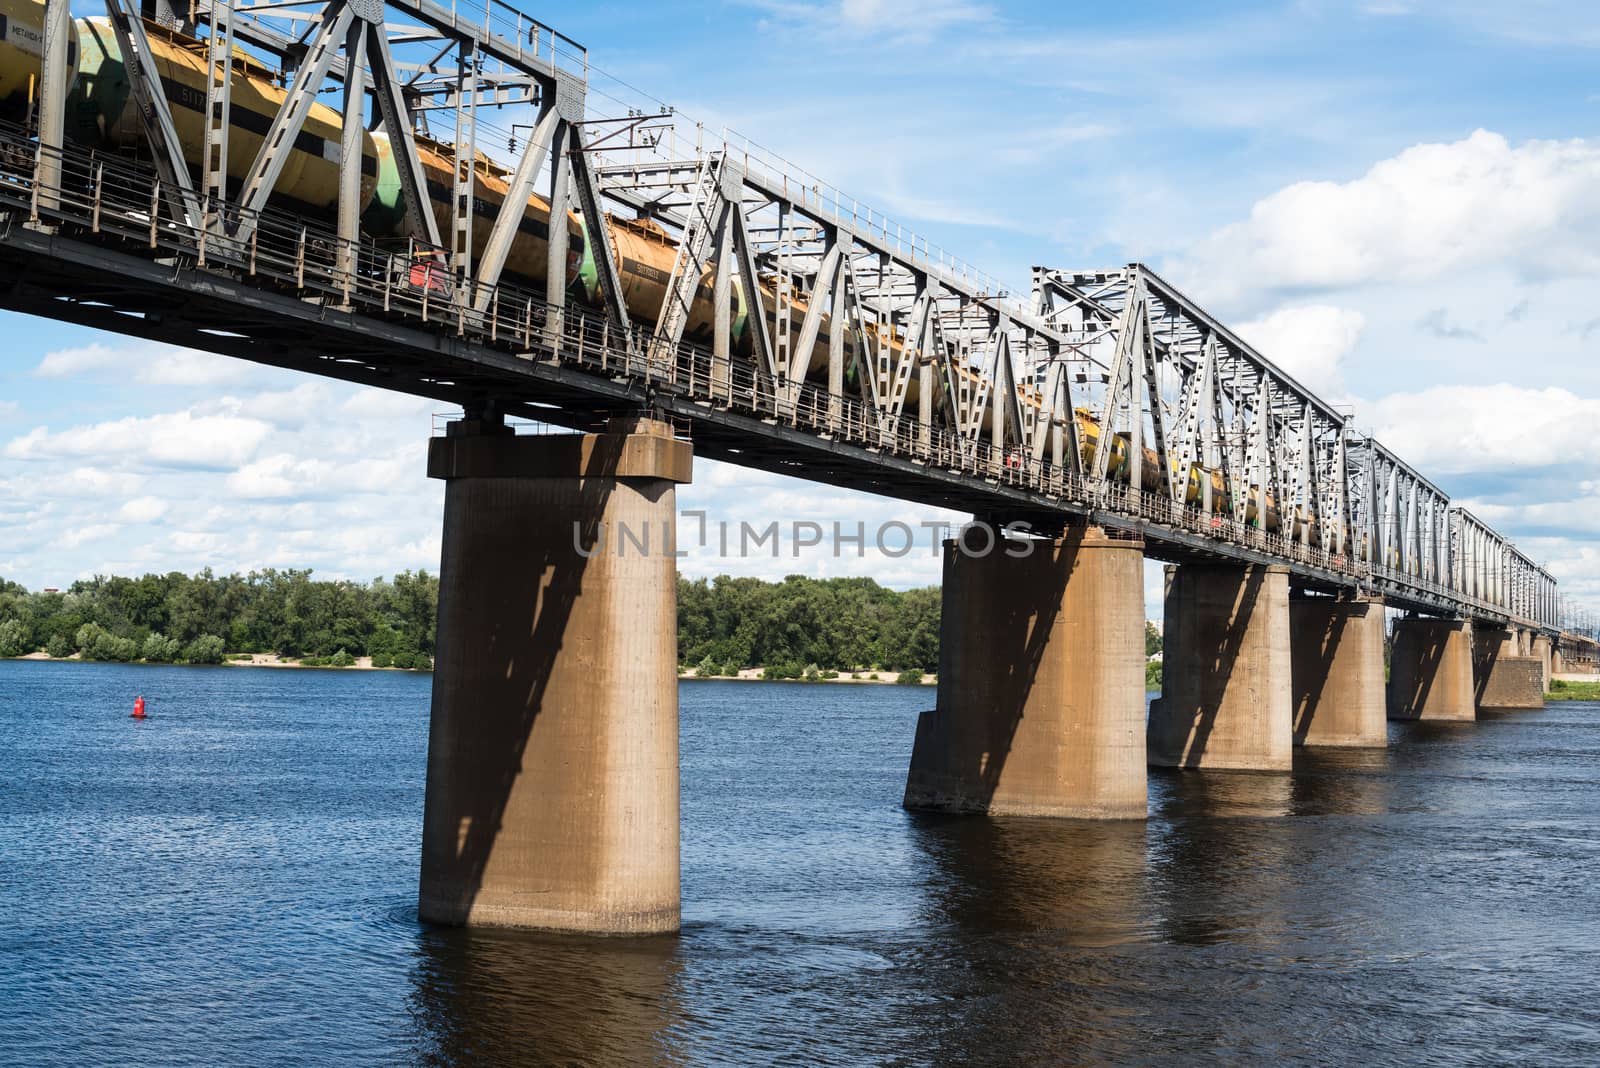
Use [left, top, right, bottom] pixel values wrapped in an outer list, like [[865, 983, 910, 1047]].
[[1388, 618, 1476, 721], [1472, 625, 1545, 711], [418, 416, 691, 933], [1147, 564, 1292, 771], [903, 525, 1147, 819], [1289, 593, 1387, 748], [1532, 635, 1553, 694]]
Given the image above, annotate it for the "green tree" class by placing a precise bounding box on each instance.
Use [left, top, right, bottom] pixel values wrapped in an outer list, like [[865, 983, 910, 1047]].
[[183, 635, 226, 665], [142, 632, 181, 663], [0, 619, 28, 657], [1145, 661, 1163, 691]]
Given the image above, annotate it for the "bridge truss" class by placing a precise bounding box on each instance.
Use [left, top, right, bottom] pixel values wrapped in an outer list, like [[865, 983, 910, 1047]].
[[5, 0, 1568, 633]]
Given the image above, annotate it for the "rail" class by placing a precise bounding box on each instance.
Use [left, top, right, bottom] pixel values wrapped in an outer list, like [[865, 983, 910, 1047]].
[[0, 125, 1533, 627]]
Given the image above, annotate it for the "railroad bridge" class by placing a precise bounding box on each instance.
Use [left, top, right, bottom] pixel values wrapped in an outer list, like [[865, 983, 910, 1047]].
[[3, 0, 1597, 933]]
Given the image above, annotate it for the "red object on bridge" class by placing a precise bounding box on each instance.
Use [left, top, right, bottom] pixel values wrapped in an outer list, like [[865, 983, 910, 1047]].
[[131, 696, 146, 719]]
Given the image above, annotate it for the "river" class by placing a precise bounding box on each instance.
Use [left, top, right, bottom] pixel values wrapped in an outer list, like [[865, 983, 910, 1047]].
[[1, 660, 1597, 1065]]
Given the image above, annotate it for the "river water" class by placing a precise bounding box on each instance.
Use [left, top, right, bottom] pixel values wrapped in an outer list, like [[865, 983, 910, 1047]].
[[1, 660, 1597, 1065]]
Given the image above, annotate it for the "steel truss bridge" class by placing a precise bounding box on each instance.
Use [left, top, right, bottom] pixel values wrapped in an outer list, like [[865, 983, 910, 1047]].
[[1, 0, 1586, 642]]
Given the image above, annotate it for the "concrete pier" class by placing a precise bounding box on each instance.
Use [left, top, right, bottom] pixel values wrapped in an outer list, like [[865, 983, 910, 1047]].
[[1472, 625, 1546, 711], [1147, 564, 1293, 771], [904, 525, 1148, 819], [1289, 594, 1387, 748], [1531, 634, 1554, 694], [1387, 617, 1476, 721], [419, 416, 691, 933]]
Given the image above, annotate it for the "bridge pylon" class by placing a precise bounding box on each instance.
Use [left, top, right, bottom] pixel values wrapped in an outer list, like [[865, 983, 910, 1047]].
[[418, 415, 690, 933], [1471, 624, 1546, 712], [1148, 564, 1294, 771], [1388, 617, 1477, 722], [904, 524, 1148, 819], [1289, 592, 1388, 748]]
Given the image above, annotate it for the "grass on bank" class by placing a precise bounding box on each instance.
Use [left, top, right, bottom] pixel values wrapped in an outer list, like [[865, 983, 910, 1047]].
[[1546, 679, 1600, 701]]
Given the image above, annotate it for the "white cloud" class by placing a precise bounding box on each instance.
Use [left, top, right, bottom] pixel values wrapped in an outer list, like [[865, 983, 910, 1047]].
[[229, 383, 335, 428], [62, 524, 119, 549], [139, 348, 245, 387], [341, 390, 432, 419], [35, 340, 251, 386], [35, 342, 126, 378], [225, 447, 423, 499], [55, 468, 146, 497], [3, 410, 273, 469], [225, 454, 321, 499], [169, 531, 227, 554], [677, 459, 964, 588], [1175, 130, 1600, 307], [1235, 304, 1366, 397], [1366, 383, 1600, 474], [117, 497, 170, 523]]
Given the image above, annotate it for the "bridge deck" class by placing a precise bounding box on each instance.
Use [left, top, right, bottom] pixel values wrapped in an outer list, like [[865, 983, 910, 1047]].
[[0, 131, 1545, 629]]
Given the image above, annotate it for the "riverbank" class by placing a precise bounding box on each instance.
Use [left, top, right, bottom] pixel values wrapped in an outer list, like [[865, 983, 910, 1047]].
[[680, 668, 935, 685], [1547, 679, 1600, 701], [7, 652, 431, 672], [10, 652, 917, 680]]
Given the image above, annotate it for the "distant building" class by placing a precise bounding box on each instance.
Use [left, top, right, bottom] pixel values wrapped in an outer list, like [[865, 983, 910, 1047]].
[[42, 587, 60, 594]]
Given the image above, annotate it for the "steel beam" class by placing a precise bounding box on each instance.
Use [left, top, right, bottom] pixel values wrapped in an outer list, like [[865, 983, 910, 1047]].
[[33, 0, 72, 215]]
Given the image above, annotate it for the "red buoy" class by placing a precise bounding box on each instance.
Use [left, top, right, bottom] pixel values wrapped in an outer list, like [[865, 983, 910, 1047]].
[[131, 696, 146, 719]]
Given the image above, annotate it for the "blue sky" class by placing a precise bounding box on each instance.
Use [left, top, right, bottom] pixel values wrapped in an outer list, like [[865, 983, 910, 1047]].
[[4, 0, 1600, 615]]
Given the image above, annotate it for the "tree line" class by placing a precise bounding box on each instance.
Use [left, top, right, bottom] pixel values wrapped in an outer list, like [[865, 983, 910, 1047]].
[[678, 574, 940, 677], [0, 569, 1164, 679], [0, 569, 437, 668]]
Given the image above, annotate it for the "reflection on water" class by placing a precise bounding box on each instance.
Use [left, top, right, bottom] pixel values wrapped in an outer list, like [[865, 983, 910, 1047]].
[[1153, 767, 1295, 819], [4, 664, 1600, 1065], [409, 926, 683, 1067], [912, 815, 1150, 946], [904, 817, 1157, 1066]]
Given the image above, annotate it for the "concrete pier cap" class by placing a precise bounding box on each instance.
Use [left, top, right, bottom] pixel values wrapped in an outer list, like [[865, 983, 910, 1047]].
[[904, 522, 1149, 819], [419, 413, 690, 934], [1147, 563, 1293, 772]]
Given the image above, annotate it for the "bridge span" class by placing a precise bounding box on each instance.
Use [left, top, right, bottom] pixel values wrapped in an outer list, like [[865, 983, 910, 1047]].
[[1, 0, 1594, 933]]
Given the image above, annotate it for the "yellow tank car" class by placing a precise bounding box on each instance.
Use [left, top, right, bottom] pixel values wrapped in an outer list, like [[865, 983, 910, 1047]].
[[72, 13, 375, 215], [0, 0, 76, 119]]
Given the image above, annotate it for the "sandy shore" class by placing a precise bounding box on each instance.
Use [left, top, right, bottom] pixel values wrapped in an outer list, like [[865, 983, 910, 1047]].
[[5, 652, 428, 671], [679, 668, 934, 685]]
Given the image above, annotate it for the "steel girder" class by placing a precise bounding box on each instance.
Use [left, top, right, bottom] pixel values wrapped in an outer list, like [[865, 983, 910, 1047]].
[[1033, 265, 1352, 548], [19, 0, 1572, 631], [34, 0, 72, 212], [597, 151, 1071, 462], [49, 0, 629, 332]]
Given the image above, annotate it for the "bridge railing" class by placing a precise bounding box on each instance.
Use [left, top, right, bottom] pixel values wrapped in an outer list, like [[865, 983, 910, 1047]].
[[0, 124, 1536, 626]]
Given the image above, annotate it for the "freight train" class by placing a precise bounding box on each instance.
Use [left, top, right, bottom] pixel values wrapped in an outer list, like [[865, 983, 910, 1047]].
[[0, 0, 1361, 554]]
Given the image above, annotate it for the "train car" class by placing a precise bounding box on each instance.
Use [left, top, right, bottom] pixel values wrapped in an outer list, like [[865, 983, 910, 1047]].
[[0, 0, 76, 123]]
